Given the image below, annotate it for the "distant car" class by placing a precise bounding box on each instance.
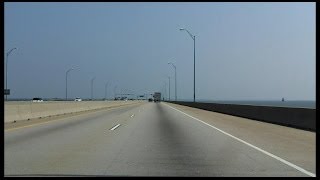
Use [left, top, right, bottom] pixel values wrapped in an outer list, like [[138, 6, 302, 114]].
[[74, 97, 82, 101], [148, 98, 153, 102], [32, 98, 43, 102]]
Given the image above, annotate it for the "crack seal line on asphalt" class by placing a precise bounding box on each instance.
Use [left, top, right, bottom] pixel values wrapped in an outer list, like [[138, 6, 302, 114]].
[[164, 103, 315, 177]]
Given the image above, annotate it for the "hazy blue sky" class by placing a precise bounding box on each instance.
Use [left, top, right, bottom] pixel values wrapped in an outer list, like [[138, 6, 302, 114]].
[[4, 2, 315, 101]]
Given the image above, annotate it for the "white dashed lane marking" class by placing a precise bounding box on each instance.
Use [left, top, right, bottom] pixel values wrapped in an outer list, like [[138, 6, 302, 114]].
[[110, 124, 121, 131]]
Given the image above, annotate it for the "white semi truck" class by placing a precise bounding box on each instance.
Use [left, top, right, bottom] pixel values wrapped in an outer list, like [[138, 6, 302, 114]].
[[153, 92, 161, 102]]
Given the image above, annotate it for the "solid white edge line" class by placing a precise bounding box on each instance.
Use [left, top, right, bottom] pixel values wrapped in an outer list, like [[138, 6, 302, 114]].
[[110, 124, 121, 131], [164, 103, 315, 177]]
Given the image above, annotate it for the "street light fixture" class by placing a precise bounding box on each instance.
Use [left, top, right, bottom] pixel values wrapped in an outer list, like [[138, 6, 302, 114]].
[[5, 47, 17, 101], [168, 62, 177, 101], [66, 67, 75, 101], [180, 28, 196, 102]]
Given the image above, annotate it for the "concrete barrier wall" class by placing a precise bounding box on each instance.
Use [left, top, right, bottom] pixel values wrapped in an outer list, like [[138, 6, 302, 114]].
[[5, 101, 143, 123], [168, 101, 316, 132]]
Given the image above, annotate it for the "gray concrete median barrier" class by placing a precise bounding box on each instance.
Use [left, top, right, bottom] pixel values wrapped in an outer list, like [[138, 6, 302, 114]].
[[167, 101, 315, 132], [4, 101, 142, 123]]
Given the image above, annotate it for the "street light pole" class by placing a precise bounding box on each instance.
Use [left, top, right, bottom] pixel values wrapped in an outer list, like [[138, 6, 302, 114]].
[[66, 68, 75, 101], [168, 62, 177, 101], [194, 36, 196, 102], [164, 82, 167, 100], [168, 76, 171, 101], [91, 77, 95, 100], [114, 85, 117, 99], [105, 82, 109, 100], [121, 88, 123, 99], [5, 48, 17, 101], [180, 28, 196, 102]]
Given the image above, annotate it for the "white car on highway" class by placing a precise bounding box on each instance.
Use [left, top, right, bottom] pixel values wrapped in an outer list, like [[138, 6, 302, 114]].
[[74, 97, 82, 101]]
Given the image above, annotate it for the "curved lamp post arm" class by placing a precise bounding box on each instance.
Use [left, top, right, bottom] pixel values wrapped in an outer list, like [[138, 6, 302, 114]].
[[168, 62, 176, 69], [6, 48, 17, 58], [180, 28, 195, 40]]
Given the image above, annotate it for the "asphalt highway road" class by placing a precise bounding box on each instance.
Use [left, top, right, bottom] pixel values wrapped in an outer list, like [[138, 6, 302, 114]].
[[4, 102, 315, 177]]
